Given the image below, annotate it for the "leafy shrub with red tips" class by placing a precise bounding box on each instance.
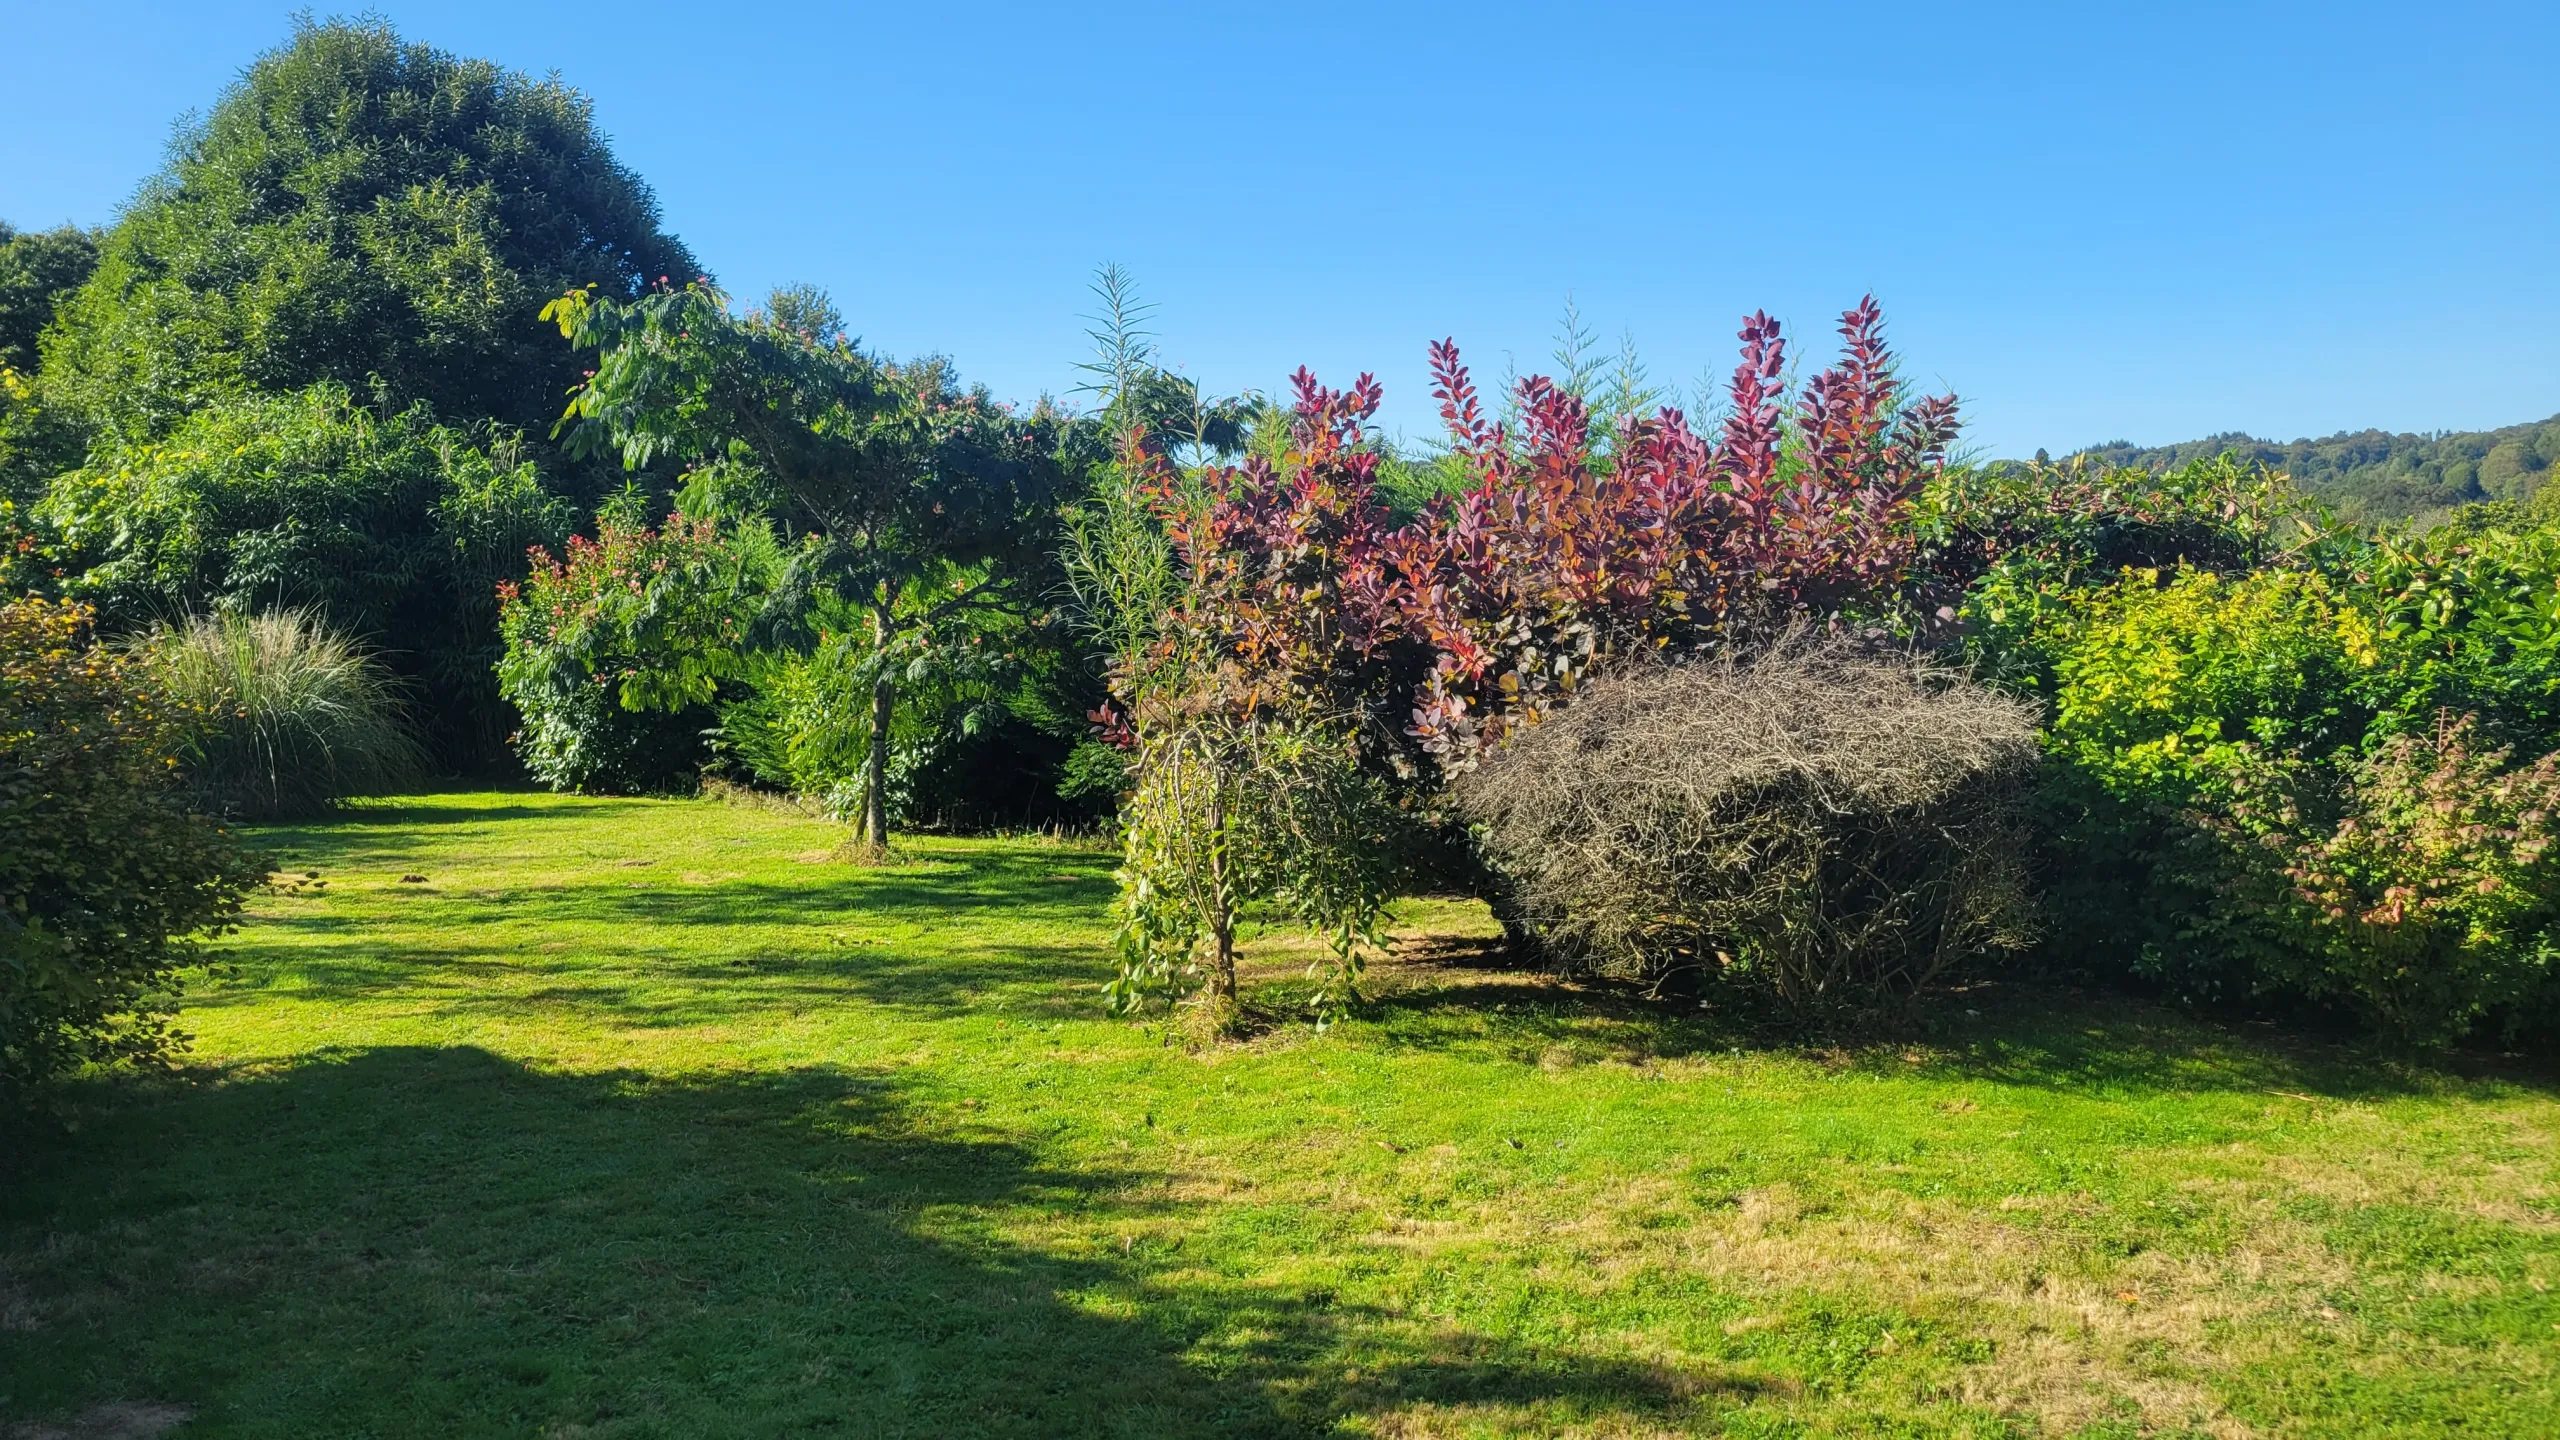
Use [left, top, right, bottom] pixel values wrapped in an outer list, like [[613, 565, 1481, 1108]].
[[1103, 297, 1960, 774], [1397, 298, 1959, 764], [1082, 298, 1966, 1019]]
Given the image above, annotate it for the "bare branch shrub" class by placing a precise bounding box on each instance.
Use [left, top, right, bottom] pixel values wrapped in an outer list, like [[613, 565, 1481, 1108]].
[[1454, 636, 2042, 1013]]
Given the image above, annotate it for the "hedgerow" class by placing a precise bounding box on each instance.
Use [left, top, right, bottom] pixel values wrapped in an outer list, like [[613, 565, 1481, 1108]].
[[1077, 298, 1969, 1021]]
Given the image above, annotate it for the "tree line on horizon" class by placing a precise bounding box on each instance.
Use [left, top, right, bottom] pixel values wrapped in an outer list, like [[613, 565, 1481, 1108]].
[[2058, 412, 2560, 522]]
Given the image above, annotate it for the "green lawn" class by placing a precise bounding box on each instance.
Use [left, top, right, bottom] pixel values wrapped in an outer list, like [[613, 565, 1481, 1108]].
[[5, 791, 2557, 1438]]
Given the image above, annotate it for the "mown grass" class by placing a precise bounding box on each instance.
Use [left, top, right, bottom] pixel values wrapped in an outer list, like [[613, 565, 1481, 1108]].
[[4, 790, 2556, 1438]]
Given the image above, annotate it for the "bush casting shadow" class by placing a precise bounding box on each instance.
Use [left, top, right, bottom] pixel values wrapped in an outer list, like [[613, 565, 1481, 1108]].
[[1361, 942, 2557, 1104], [2, 1049, 1735, 1436]]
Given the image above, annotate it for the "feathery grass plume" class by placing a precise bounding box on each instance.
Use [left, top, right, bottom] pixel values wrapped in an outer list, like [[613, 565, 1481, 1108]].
[[140, 609, 424, 819]]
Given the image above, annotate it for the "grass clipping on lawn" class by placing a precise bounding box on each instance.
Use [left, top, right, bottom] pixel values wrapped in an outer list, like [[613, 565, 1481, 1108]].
[[1457, 636, 2042, 1010]]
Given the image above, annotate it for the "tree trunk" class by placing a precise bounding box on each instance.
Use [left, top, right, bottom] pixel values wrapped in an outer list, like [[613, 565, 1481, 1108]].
[[1204, 791, 1236, 1002], [1209, 921, 1236, 1002], [861, 668, 894, 850]]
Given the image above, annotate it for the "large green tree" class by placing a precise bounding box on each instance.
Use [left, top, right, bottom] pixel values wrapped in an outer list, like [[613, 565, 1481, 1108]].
[[37, 382, 569, 759], [0, 222, 101, 498], [0, 222, 100, 373], [546, 283, 1081, 846], [39, 17, 699, 443]]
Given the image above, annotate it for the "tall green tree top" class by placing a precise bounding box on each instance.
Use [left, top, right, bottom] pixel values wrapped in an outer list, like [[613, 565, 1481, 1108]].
[[546, 282, 1071, 601], [41, 17, 699, 441], [544, 280, 1081, 845], [0, 222, 101, 373]]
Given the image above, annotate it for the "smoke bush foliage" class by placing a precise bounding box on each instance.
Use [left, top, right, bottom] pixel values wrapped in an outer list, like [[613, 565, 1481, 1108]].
[[1086, 296, 1962, 777], [1455, 640, 2040, 1014], [1403, 299, 1960, 763], [1076, 294, 1966, 1022], [1070, 362, 1409, 1022]]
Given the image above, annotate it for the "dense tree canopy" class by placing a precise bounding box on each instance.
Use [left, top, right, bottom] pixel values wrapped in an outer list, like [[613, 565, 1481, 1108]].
[[0, 222, 100, 373], [38, 17, 699, 443], [544, 282, 1083, 843], [0, 222, 101, 498]]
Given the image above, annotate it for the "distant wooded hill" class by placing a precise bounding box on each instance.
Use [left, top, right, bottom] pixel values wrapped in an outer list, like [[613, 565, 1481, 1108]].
[[2062, 413, 2560, 520]]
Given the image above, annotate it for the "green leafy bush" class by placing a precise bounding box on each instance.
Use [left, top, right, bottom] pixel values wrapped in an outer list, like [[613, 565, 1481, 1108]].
[[1107, 697, 1404, 1023], [0, 221, 100, 501], [0, 361, 84, 507], [712, 600, 1105, 830], [713, 638, 879, 819], [2045, 567, 2377, 801], [35, 381, 568, 758], [2196, 714, 2560, 1046], [495, 514, 761, 794], [2353, 513, 2560, 743], [2, 598, 265, 1104], [139, 609, 424, 819]]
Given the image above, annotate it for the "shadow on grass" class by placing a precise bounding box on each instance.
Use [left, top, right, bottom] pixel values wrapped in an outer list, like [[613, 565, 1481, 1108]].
[[198, 837, 1124, 1023], [224, 795, 2555, 1105], [1, 1049, 1743, 1437], [1358, 940, 2558, 1104]]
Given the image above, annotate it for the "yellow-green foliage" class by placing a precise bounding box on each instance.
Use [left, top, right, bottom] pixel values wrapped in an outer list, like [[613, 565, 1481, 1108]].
[[2047, 566, 2378, 803], [2037, 566, 2381, 1002], [2038, 562, 2560, 1040]]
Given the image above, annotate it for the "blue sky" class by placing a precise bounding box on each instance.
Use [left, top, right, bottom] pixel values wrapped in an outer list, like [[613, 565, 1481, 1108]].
[[4, 1, 2554, 456]]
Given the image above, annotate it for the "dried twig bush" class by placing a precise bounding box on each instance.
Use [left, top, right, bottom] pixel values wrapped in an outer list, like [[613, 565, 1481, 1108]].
[[1454, 637, 2042, 1014]]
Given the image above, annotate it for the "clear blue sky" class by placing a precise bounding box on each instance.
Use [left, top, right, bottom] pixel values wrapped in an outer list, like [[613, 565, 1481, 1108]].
[[4, 1, 2554, 456]]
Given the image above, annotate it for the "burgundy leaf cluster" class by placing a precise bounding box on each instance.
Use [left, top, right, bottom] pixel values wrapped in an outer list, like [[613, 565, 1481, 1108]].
[[1121, 299, 1958, 770], [1125, 367, 1413, 737]]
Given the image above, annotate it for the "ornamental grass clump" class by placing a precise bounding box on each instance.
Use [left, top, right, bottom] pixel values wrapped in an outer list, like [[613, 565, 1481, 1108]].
[[141, 609, 424, 819], [1455, 638, 2041, 1015]]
